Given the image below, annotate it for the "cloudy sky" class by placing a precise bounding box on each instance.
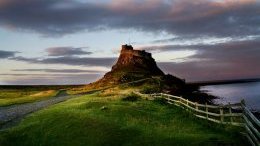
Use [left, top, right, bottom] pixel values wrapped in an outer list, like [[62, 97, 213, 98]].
[[0, 0, 259, 85]]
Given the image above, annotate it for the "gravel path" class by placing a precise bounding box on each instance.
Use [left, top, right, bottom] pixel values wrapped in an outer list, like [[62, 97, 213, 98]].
[[0, 91, 78, 130]]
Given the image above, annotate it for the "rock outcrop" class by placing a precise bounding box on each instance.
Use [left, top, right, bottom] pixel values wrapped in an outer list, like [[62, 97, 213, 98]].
[[93, 44, 183, 87], [111, 45, 164, 76]]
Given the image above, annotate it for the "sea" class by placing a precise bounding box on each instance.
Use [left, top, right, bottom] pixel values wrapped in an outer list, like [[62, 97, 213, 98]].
[[200, 81, 260, 111]]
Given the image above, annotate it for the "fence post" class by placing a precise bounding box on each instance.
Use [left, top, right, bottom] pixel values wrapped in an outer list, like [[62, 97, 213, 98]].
[[220, 108, 224, 123], [186, 98, 189, 106], [195, 102, 198, 111], [206, 103, 208, 119], [228, 102, 233, 123], [241, 99, 246, 106], [241, 99, 246, 117], [240, 99, 246, 125]]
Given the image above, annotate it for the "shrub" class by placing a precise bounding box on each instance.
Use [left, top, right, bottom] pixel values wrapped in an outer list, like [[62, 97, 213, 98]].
[[122, 93, 141, 102], [140, 85, 161, 94], [154, 97, 168, 105]]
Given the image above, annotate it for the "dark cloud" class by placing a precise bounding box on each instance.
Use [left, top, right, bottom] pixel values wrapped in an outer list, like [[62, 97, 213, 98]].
[[159, 61, 260, 82], [0, 0, 259, 38], [0, 50, 19, 59], [12, 69, 105, 73], [140, 38, 260, 52], [10, 56, 116, 67], [155, 39, 260, 81], [0, 0, 111, 35], [46, 47, 92, 56]]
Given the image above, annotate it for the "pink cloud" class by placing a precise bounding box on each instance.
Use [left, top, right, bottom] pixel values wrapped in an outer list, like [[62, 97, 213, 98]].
[[108, 0, 162, 14], [165, 0, 256, 22]]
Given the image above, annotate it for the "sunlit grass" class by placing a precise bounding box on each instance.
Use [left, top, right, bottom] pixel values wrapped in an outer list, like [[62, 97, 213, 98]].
[[0, 92, 248, 146], [0, 89, 58, 106]]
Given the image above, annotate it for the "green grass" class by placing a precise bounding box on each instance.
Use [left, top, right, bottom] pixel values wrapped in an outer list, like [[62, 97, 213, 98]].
[[0, 89, 58, 106], [0, 93, 248, 146]]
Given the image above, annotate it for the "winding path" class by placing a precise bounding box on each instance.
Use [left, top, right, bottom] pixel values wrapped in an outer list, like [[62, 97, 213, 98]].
[[0, 91, 78, 130]]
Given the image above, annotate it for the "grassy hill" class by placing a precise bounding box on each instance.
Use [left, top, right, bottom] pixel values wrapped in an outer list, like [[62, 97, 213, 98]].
[[0, 88, 248, 146]]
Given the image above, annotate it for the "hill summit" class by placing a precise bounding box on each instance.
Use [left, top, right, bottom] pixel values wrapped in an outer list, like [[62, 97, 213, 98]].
[[111, 44, 164, 76], [93, 44, 184, 88]]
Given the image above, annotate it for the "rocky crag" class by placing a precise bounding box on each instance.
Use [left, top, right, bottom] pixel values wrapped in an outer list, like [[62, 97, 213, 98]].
[[91, 45, 184, 90], [111, 45, 164, 76]]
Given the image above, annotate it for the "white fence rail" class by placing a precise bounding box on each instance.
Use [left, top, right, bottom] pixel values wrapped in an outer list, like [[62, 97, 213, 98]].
[[150, 93, 260, 146]]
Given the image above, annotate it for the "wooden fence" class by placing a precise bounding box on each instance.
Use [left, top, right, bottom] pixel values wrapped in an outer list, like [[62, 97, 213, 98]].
[[150, 93, 260, 146]]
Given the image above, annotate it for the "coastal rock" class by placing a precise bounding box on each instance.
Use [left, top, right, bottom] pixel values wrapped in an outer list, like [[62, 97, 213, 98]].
[[92, 44, 184, 88], [111, 44, 164, 76]]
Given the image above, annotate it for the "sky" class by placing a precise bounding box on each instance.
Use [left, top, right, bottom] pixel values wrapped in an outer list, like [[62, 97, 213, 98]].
[[0, 0, 259, 85]]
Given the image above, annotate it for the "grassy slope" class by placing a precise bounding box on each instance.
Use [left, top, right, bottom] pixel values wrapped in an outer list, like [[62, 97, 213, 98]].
[[0, 89, 59, 106], [0, 92, 248, 146]]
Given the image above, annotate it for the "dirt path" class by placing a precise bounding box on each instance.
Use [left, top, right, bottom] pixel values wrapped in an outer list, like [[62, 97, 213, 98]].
[[0, 90, 78, 130]]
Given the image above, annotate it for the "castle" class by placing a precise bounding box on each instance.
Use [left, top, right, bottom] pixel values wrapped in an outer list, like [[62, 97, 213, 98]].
[[90, 44, 184, 88], [121, 44, 152, 59]]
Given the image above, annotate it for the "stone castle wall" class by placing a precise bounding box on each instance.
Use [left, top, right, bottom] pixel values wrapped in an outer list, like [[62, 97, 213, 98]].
[[121, 44, 151, 59]]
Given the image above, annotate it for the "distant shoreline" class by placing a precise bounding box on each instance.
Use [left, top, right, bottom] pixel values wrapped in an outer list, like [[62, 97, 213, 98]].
[[0, 78, 260, 87], [187, 78, 260, 86]]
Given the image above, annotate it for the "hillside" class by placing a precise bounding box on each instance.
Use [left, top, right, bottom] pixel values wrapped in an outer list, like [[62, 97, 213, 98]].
[[0, 91, 248, 146], [69, 45, 185, 95], [99, 44, 164, 84]]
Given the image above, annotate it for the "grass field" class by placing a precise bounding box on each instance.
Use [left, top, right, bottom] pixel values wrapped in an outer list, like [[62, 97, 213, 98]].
[[0, 87, 59, 106], [0, 90, 248, 146]]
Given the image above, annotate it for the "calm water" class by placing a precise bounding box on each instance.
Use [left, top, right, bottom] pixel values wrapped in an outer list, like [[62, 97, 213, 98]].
[[200, 82, 260, 111]]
